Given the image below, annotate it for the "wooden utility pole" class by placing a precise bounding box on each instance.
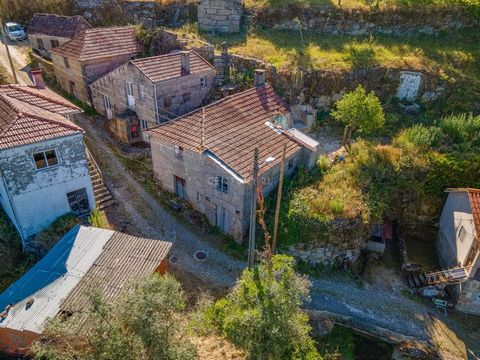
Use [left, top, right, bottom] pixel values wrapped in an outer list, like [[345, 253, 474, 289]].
[[272, 144, 286, 255], [247, 147, 259, 270], [0, 18, 18, 84]]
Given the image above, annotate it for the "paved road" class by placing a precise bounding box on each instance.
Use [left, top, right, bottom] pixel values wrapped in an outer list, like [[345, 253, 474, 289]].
[[0, 37, 31, 84]]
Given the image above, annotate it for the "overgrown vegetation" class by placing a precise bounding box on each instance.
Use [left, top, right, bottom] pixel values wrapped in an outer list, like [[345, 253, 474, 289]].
[[88, 208, 105, 228], [0, 0, 74, 24], [32, 274, 197, 360], [32, 213, 81, 255], [194, 255, 321, 359]]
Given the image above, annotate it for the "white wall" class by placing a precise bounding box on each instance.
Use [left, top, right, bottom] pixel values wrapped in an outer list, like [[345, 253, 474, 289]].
[[0, 134, 95, 239]]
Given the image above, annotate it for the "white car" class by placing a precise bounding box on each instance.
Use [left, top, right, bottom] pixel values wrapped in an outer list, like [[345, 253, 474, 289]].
[[3, 22, 26, 41]]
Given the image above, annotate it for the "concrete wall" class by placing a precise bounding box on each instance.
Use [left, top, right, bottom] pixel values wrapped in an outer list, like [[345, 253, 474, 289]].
[[198, 0, 243, 33], [90, 60, 215, 138], [0, 134, 95, 240]]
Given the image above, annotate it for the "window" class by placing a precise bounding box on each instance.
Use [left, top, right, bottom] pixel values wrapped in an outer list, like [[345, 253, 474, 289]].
[[69, 81, 75, 95], [37, 38, 44, 50], [130, 124, 139, 138], [63, 56, 69, 68], [33, 149, 58, 169], [126, 81, 134, 96], [464, 241, 478, 267], [288, 158, 294, 169], [182, 92, 191, 104], [67, 188, 90, 215], [103, 95, 111, 110], [458, 226, 467, 243], [139, 85, 146, 100], [50, 39, 59, 48], [140, 119, 148, 130], [200, 77, 207, 88], [477, 292, 480, 301], [174, 145, 183, 160], [216, 176, 228, 193], [163, 97, 172, 108]]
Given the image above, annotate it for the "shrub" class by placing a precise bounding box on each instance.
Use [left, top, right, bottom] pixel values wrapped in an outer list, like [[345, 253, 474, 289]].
[[88, 208, 105, 228], [439, 113, 480, 148], [394, 124, 444, 150], [316, 155, 330, 173], [33, 213, 81, 256]]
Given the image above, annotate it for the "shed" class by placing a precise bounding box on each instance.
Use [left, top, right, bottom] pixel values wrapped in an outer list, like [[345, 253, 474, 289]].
[[0, 225, 172, 355]]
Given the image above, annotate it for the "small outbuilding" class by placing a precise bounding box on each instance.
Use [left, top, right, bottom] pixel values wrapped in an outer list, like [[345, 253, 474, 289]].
[[0, 225, 172, 355]]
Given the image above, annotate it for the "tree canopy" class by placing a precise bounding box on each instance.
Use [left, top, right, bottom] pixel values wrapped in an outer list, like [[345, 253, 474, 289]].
[[32, 274, 197, 360], [198, 255, 320, 360]]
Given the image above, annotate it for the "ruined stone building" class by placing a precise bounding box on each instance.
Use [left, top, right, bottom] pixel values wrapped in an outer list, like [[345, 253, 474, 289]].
[[51, 26, 141, 104], [198, 0, 243, 33], [27, 13, 92, 59], [0, 72, 96, 243], [148, 71, 319, 241], [90, 51, 216, 143], [437, 188, 480, 315]]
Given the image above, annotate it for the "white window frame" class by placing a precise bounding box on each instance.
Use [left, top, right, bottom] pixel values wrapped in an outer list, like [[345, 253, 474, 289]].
[[126, 81, 134, 96], [174, 144, 184, 160], [216, 176, 228, 193], [140, 119, 148, 130], [103, 95, 111, 110], [33, 149, 59, 170], [200, 77, 207, 88], [139, 85, 146, 100], [458, 225, 467, 243]]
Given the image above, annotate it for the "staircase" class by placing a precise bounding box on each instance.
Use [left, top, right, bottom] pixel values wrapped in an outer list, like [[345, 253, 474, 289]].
[[407, 267, 470, 289], [85, 147, 114, 210]]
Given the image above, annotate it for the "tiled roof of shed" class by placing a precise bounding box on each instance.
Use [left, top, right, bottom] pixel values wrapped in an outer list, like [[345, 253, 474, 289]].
[[467, 189, 480, 240], [27, 13, 92, 38], [131, 51, 215, 82], [51, 26, 141, 62], [148, 84, 307, 181], [0, 85, 82, 149]]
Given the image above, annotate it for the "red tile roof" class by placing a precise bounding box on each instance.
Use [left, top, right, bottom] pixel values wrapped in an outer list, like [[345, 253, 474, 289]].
[[0, 85, 82, 149], [131, 51, 215, 83], [28, 13, 92, 38], [148, 84, 307, 181], [51, 26, 141, 62], [467, 189, 480, 240]]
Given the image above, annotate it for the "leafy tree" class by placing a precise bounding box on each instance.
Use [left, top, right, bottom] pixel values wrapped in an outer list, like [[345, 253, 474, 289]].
[[32, 274, 196, 360], [198, 255, 320, 360], [332, 85, 385, 147]]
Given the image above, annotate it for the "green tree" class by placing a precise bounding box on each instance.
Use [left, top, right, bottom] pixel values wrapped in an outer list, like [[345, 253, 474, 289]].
[[32, 274, 196, 360], [198, 255, 320, 360], [332, 85, 385, 147]]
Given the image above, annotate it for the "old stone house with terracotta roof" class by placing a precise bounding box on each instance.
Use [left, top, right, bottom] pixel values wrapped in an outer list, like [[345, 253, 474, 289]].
[[0, 71, 96, 243], [90, 50, 216, 143], [148, 72, 319, 241], [27, 13, 92, 59], [0, 225, 172, 355], [437, 188, 480, 314], [51, 26, 141, 104]]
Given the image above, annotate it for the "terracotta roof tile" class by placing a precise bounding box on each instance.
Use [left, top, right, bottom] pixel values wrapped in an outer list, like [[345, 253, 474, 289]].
[[131, 51, 215, 82], [149, 84, 307, 181], [60, 232, 172, 313], [27, 13, 92, 38], [0, 85, 82, 149], [51, 26, 141, 62], [467, 189, 480, 240]]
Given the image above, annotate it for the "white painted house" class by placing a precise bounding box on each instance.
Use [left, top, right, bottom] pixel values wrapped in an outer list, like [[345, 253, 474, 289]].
[[0, 72, 95, 243], [437, 188, 480, 315]]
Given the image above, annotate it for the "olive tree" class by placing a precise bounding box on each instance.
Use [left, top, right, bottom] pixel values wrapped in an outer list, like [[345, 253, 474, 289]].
[[32, 274, 196, 360], [198, 255, 320, 360], [332, 85, 385, 147]]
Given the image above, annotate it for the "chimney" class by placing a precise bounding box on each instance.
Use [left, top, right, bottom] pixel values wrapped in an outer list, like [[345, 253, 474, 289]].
[[254, 69, 266, 87], [180, 51, 190, 75], [31, 69, 45, 89]]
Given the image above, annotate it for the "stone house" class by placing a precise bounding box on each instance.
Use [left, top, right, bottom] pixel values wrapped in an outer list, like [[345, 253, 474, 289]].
[[50, 26, 141, 104], [0, 225, 172, 355], [148, 72, 319, 241], [27, 13, 92, 59], [198, 0, 243, 33], [437, 188, 480, 315], [90, 50, 216, 143], [0, 71, 96, 243]]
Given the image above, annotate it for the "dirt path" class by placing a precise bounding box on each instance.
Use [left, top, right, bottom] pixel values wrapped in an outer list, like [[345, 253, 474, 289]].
[[0, 38, 31, 84], [75, 115, 478, 358]]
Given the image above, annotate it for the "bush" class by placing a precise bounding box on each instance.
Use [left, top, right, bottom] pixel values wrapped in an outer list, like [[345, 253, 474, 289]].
[[88, 208, 105, 228], [394, 124, 444, 150], [33, 213, 81, 256], [439, 113, 480, 148]]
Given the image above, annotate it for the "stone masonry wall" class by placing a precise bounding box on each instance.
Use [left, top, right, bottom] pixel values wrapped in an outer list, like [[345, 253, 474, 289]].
[[252, 4, 478, 36], [198, 0, 243, 33]]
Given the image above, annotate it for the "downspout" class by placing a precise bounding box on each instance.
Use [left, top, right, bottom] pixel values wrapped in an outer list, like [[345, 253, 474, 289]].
[[153, 82, 160, 124], [0, 169, 26, 249]]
